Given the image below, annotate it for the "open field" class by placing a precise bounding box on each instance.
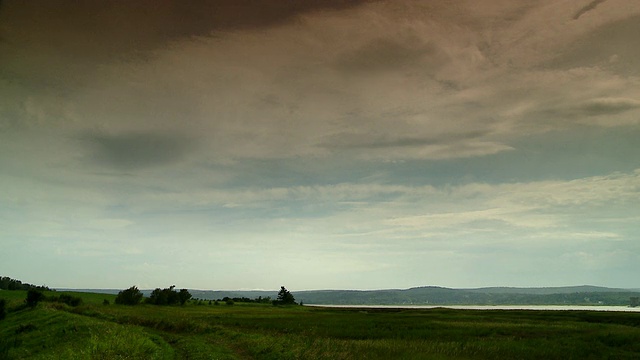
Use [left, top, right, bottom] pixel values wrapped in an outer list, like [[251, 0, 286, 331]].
[[2, 290, 640, 359]]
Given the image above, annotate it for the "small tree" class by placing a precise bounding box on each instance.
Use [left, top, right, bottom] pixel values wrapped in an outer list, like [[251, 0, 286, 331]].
[[274, 286, 296, 305], [115, 286, 143, 305], [178, 289, 192, 305], [26, 289, 44, 308]]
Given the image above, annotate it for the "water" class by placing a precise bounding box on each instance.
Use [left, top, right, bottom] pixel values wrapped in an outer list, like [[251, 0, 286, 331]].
[[307, 304, 640, 312]]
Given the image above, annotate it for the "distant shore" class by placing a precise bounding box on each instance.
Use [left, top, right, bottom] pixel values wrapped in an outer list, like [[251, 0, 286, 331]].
[[306, 304, 640, 312]]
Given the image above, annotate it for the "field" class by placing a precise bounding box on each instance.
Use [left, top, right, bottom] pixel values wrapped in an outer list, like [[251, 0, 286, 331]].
[[2, 290, 640, 359]]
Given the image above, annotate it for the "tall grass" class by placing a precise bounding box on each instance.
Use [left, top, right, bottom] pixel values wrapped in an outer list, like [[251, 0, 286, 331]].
[[2, 291, 640, 359]]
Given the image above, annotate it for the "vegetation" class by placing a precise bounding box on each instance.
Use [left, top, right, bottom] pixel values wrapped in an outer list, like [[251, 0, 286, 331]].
[[219, 296, 272, 304], [273, 286, 296, 306], [1, 279, 639, 358], [115, 286, 144, 305], [47, 293, 83, 307], [1, 289, 640, 359], [146, 285, 192, 305], [25, 290, 44, 308], [0, 276, 50, 292]]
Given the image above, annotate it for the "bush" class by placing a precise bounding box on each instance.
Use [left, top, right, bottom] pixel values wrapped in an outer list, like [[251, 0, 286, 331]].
[[115, 286, 143, 305], [49, 294, 83, 307], [26, 289, 44, 308], [146, 286, 191, 306]]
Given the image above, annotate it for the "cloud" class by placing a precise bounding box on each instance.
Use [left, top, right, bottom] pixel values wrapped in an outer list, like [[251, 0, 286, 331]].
[[0, 0, 377, 58], [580, 98, 640, 116], [333, 37, 442, 74], [573, 0, 607, 20], [82, 131, 195, 170], [545, 14, 640, 76], [3, 0, 639, 164], [322, 130, 491, 150]]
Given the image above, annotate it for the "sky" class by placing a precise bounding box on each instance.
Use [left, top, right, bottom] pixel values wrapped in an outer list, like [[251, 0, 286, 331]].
[[1, 0, 640, 291]]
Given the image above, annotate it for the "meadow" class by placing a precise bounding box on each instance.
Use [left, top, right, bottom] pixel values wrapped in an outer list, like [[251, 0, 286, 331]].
[[2, 290, 640, 359]]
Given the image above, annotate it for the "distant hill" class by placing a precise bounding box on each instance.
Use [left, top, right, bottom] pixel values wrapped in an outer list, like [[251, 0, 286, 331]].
[[292, 286, 640, 306], [463, 285, 632, 295], [59, 285, 640, 306]]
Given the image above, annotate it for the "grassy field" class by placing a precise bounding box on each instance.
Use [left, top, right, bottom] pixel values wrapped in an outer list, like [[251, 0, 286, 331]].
[[2, 290, 640, 359]]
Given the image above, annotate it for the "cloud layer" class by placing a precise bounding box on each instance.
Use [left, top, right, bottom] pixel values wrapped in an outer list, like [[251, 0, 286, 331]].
[[1, 0, 639, 290]]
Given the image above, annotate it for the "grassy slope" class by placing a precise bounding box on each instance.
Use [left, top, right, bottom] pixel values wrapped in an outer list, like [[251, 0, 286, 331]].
[[1, 290, 640, 359]]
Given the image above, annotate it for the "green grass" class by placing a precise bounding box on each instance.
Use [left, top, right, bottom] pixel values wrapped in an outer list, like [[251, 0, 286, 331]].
[[2, 291, 640, 359]]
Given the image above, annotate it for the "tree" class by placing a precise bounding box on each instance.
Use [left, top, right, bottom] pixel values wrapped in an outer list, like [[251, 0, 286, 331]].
[[178, 289, 192, 305], [115, 286, 143, 305], [0, 276, 50, 291], [146, 286, 191, 305], [147, 288, 169, 305], [274, 286, 296, 305]]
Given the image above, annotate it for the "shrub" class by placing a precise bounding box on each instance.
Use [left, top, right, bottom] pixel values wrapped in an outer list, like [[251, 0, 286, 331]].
[[146, 286, 192, 306], [55, 294, 83, 307], [115, 286, 143, 305], [26, 289, 44, 308]]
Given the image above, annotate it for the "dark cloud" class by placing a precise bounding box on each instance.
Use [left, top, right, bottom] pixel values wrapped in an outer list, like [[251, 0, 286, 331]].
[[573, 0, 607, 20], [547, 15, 640, 75], [580, 99, 640, 116], [323, 130, 489, 150], [333, 38, 442, 74], [0, 0, 377, 58], [83, 132, 194, 170], [0, 0, 379, 114]]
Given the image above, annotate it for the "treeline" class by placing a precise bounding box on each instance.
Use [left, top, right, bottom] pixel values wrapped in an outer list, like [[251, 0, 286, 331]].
[[0, 276, 50, 292], [148, 286, 191, 305], [219, 296, 272, 304], [115, 285, 192, 306]]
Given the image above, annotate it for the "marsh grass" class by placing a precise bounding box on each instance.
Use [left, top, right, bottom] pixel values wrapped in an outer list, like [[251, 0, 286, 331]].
[[2, 291, 640, 359]]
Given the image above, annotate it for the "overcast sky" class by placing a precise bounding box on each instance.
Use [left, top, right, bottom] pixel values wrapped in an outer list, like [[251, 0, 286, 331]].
[[2, 0, 639, 291]]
